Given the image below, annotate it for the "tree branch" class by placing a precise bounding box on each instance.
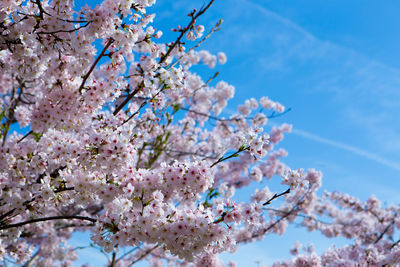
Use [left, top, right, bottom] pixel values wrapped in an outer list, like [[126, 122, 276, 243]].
[[159, 0, 215, 65], [210, 145, 249, 168], [109, 250, 117, 267], [17, 130, 33, 144], [116, 246, 140, 263], [263, 188, 290, 206], [374, 219, 396, 244], [78, 38, 114, 94], [128, 244, 159, 267], [22, 248, 40, 267], [168, 18, 223, 69], [0, 215, 97, 230], [36, 22, 90, 35], [179, 106, 291, 122], [113, 86, 142, 116]]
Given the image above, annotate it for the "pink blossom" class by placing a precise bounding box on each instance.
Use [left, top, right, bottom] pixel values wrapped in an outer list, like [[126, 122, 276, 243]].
[[0, 1, 396, 266]]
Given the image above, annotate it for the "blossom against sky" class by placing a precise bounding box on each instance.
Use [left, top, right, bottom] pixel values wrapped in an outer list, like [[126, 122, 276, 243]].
[[151, 0, 400, 264], [137, 0, 400, 197], [72, 0, 400, 265]]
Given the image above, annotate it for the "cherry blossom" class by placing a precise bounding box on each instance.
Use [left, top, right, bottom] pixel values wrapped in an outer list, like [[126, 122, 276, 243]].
[[0, 0, 398, 266]]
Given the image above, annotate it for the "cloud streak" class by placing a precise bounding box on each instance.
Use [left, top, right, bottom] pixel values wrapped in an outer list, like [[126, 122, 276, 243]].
[[292, 128, 400, 172], [223, 0, 400, 157]]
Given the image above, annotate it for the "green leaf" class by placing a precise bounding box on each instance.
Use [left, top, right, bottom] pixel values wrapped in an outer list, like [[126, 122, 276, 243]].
[[31, 131, 43, 142]]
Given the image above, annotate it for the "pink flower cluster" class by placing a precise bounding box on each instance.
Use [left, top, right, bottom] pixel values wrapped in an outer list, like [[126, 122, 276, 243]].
[[0, 0, 398, 266]]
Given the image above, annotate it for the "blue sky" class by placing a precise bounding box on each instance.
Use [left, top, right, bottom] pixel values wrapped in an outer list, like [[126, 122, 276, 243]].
[[150, 0, 400, 201], [73, 0, 400, 265]]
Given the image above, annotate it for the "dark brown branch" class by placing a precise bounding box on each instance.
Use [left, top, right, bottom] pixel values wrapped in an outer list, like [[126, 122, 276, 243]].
[[55, 223, 95, 230], [180, 106, 232, 121], [121, 96, 290, 126], [22, 248, 40, 267], [239, 190, 312, 243], [180, 107, 292, 122], [36, 165, 67, 183], [16, 11, 88, 23], [33, 0, 48, 19], [120, 67, 222, 126], [0, 215, 97, 230], [168, 18, 223, 69], [391, 239, 400, 249], [374, 219, 396, 244], [116, 247, 140, 262], [210, 145, 249, 168], [36, 22, 90, 35], [109, 250, 117, 267], [247, 205, 298, 242], [121, 101, 147, 125], [159, 0, 215, 65], [128, 244, 159, 266], [0, 209, 16, 223], [113, 87, 141, 116], [78, 38, 114, 94], [267, 107, 292, 119], [17, 130, 33, 144], [162, 148, 217, 160], [53, 186, 74, 194], [263, 207, 332, 225], [31, 0, 50, 32], [213, 211, 227, 224], [263, 188, 290, 206], [1, 76, 26, 146]]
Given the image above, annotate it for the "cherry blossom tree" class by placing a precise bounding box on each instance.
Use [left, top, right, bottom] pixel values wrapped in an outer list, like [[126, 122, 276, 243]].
[[0, 0, 399, 266]]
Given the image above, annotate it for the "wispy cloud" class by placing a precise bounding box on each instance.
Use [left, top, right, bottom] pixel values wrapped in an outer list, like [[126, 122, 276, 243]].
[[212, 0, 400, 157], [292, 128, 400, 172], [155, 0, 400, 164]]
